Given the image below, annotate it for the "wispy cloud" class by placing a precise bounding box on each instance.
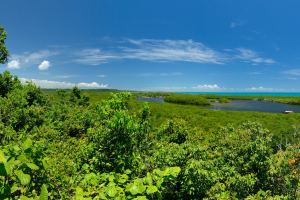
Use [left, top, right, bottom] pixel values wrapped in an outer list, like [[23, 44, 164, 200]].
[[122, 39, 224, 64], [283, 69, 300, 76], [20, 78, 108, 89], [74, 39, 225, 65], [8, 39, 276, 69], [7, 50, 58, 70], [249, 71, 263, 75], [140, 84, 222, 92], [74, 49, 117, 65], [230, 20, 246, 29], [235, 48, 275, 65], [55, 75, 78, 79]]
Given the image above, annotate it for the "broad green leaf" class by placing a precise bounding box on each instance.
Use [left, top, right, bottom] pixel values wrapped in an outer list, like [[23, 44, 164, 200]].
[[126, 180, 146, 195], [106, 185, 117, 197], [168, 167, 181, 177], [4, 160, 13, 176], [21, 139, 32, 151], [15, 170, 31, 185], [26, 163, 39, 170], [117, 174, 128, 183], [144, 173, 152, 185], [0, 150, 7, 163], [39, 184, 48, 200], [11, 184, 19, 193], [146, 185, 158, 194]]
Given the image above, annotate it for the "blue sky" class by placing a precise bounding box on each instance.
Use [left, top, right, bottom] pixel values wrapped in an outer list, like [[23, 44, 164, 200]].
[[2, 0, 300, 91]]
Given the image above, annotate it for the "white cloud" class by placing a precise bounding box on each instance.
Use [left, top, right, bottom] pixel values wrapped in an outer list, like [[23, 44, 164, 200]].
[[38, 60, 51, 70], [8, 50, 58, 69], [193, 84, 220, 90], [7, 60, 20, 69], [97, 74, 107, 78], [78, 82, 108, 88], [236, 48, 275, 65], [20, 78, 108, 89], [247, 86, 273, 91]]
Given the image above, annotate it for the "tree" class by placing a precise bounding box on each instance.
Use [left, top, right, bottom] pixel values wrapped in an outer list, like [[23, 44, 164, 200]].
[[0, 26, 9, 64]]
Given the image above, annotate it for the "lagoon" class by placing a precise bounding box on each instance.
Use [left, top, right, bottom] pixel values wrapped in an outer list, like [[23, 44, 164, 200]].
[[211, 100, 300, 113]]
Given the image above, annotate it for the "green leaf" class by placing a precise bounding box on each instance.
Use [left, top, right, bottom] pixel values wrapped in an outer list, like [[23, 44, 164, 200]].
[[146, 185, 158, 194], [21, 139, 32, 151], [4, 160, 13, 176], [11, 184, 19, 193], [126, 180, 146, 195], [168, 167, 181, 177], [106, 185, 117, 197], [117, 174, 128, 184], [0, 150, 7, 163], [133, 196, 147, 200], [39, 184, 48, 200], [15, 170, 31, 185], [144, 173, 152, 185], [20, 196, 32, 200], [26, 163, 39, 170]]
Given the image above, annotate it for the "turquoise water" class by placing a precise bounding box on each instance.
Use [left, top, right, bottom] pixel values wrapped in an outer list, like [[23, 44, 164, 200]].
[[179, 92, 300, 97]]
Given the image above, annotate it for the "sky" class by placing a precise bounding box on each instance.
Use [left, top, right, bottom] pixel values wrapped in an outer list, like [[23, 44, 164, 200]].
[[2, 0, 300, 92]]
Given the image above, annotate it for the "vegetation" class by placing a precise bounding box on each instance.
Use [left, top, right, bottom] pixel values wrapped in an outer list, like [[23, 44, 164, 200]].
[[0, 26, 9, 64], [164, 94, 210, 106], [0, 71, 300, 199]]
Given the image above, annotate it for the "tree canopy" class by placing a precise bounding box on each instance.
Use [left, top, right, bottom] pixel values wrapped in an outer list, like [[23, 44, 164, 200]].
[[0, 26, 9, 64]]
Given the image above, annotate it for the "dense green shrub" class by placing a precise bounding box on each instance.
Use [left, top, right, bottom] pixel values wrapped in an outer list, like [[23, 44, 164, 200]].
[[0, 71, 299, 199]]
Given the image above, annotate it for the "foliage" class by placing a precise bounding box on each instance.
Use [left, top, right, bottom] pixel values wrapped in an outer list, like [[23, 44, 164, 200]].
[[164, 94, 210, 106], [0, 26, 9, 64], [0, 71, 300, 199], [75, 167, 180, 199], [0, 139, 48, 199]]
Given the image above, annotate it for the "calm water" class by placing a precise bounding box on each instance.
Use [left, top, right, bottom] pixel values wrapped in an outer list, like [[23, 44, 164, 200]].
[[211, 100, 300, 113], [136, 96, 164, 103]]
